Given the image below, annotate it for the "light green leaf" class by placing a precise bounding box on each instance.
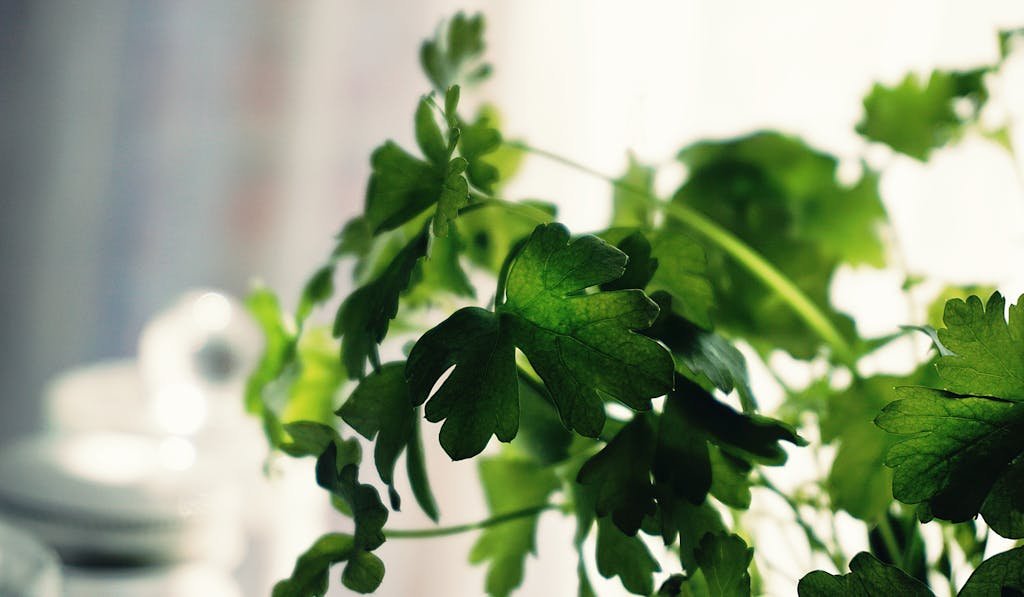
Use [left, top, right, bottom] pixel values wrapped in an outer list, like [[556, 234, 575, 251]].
[[469, 457, 560, 597], [858, 70, 988, 160], [420, 12, 490, 92], [611, 154, 655, 229]]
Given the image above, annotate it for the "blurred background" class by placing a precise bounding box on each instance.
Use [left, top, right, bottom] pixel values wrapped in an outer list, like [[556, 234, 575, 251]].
[[2, 0, 1024, 595]]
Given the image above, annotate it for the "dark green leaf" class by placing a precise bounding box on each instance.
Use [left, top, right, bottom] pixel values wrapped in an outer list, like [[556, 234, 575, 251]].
[[501, 224, 674, 436], [797, 552, 932, 597], [595, 517, 660, 595], [315, 443, 388, 551], [337, 363, 415, 499], [858, 70, 988, 160], [280, 421, 361, 467], [695, 533, 753, 597], [341, 550, 386, 594], [420, 12, 490, 92], [512, 372, 574, 465], [409, 223, 673, 459], [458, 111, 504, 193], [334, 228, 428, 378], [876, 293, 1024, 537], [272, 533, 356, 597], [296, 264, 335, 324], [657, 494, 726, 572], [959, 546, 1024, 597], [364, 141, 442, 234], [406, 414, 440, 522], [577, 416, 657, 536], [469, 457, 560, 597], [406, 307, 518, 460]]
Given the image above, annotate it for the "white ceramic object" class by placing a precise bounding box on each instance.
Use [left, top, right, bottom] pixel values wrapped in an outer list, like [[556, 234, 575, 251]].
[[0, 520, 61, 597], [0, 433, 244, 568]]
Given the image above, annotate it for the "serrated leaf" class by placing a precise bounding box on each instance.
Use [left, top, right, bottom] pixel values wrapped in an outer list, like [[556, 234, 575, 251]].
[[656, 493, 727, 572], [876, 293, 1024, 537], [458, 110, 504, 193], [469, 457, 560, 597], [595, 517, 661, 596], [334, 228, 428, 378], [315, 443, 388, 551], [406, 307, 518, 460], [433, 157, 470, 237], [272, 533, 357, 597], [797, 552, 932, 597], [695, 533, 753, 597], [420, 12, 490, 92], [501, 224, 674, 435], [857, 70, 988, 160], [408, 223, 673, 459], [577, 416, 657, 536]]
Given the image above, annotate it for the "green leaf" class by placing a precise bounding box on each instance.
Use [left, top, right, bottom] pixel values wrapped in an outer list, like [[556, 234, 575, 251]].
[[595, 517, 661, 596], [876, 293, 1024, 537], [403, 228, 476, 306], [272, 533, 357, 597], [876, 386, 1024, 536], [469, 457, 560, 597], [959, 546, 1024, 597], [500, 224, 675, 435], [797, 552, 932, 597], [405, 414, 440, 522], [280, 329, 345, 426], [364, 141, 443, 234], [577, 416, 657, 536], [656, 492, 727, 572], [611, 154, 656, 229], [406, 307, 518, 460], [334, 228, 428, 378], [512, 372, 574, 465], [337, 363, 416, 503], [458, 110, 504, 193], [858, 70, 988, 160], [646, 293, 754, 409], [935, 292, 1024, 398], [695, 533, 753, 597], [341, 550, 386, 594], [415, 98, 449, 167], [244, 287, 294, 445], [420, 12, 490, 92], [408, 223, 673, 459], [821, 367, 937, 522], [672, 132, 884, 359], [707, 446, 753, 510], [433, 157, 470, 237], [279, 421, 361, 466], [296, 264, 335, 324], [648, 233, 714, 330], [315, 443, 388, 551]]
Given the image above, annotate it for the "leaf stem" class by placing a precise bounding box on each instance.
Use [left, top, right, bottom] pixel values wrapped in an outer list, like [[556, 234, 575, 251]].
[[876, 516, 905, 570], [384, 504, 558, 539], [505, 140, 858, 368]]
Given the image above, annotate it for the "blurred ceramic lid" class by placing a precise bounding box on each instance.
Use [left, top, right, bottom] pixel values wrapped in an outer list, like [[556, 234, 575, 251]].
[[138, 290, 261, 436], [44, 360, 150, 435], [63, 563, 240, 597], [0, 432, 244, 567], [0, 519, 61, 597]]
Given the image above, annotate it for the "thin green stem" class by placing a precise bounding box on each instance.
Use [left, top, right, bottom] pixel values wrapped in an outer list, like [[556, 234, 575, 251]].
[[876, 516, 905, 570], [384, 504, 558, 539], [460, 195, 554, 224], [505, 140, 858, 368]]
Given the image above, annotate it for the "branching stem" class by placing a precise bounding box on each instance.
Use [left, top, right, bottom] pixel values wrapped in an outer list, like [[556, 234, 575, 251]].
[[384, 504, 558, 539], [505, 140, 858, 368]]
